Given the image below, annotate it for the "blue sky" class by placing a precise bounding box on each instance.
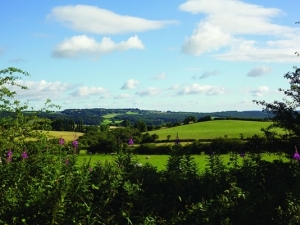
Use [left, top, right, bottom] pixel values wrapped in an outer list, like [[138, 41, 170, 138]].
[[1, 0, 300, 112]]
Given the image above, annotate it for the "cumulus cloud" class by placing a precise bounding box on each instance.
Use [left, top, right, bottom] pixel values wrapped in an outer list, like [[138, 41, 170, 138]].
[[179, 0, 300, 62], [250, 86, 269, 96], [177, 83, 225, 95], [48, 5, 177, 34], [10, 80, 71, 101], [52, 35, 144, 58], [247, 66, 272, 77], [121, 79, 140, 89], [152, 72, 166, 80], [182, 22, 233, 55], [70, 86, 108, 97], [136, 87, 161, 97]]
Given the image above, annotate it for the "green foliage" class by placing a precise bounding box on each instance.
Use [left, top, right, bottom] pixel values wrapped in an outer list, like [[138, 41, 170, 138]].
[[2, 67, 300, 224], [183, 115, 198, 124], [254, 67, 300, 139]]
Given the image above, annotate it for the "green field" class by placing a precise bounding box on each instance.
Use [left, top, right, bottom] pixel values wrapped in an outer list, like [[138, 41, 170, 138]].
[[146, 120, 281, 140], [76, 153, 288, 171], [102, 113, 120, 118]]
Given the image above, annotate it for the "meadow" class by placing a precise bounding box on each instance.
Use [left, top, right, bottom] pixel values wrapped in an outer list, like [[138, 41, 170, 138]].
[[51, 120, 288, 171], [146, 120, 281, 140], [76, 153, 289, 171]]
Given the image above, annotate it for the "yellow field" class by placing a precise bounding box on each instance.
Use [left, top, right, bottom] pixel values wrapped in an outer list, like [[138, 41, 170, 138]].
[[46, 131, 84, 141]]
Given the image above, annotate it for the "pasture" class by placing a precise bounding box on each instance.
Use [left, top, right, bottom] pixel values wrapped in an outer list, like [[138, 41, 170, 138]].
[[146, 120, 282, 140], [76, 153, 288, 171]]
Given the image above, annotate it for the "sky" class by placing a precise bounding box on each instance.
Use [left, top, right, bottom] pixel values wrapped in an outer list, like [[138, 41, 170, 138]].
[[1, 0, 300, 112]]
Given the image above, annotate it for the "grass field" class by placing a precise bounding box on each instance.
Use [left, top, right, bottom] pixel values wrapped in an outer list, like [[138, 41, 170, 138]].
[[76, 153, 288, 171], [145, 120, 282, 140], [46, 131, 84, 142]]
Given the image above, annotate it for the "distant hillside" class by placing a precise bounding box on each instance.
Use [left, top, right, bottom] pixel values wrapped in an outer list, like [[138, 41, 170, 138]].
[[36, 108, 273, 126], [145, 120, 277, 140]]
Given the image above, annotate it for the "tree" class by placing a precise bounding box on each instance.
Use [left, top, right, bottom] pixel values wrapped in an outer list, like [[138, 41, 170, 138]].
[[134, 120, 147, 132], [183, 115, 198, 124], [253, 67, 300, 138], [0, 67, 59, 155]]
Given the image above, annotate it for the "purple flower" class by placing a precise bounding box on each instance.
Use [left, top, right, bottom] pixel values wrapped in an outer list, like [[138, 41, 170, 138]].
[[72, 139, 78, 148], [21, 151, 28, 159], [6, 150, 12, 162], [65, 159, 69, 165], [128, 138, 134, 145], [294, 146, 300, 160], [240, 152, 245, 158], [59, 136, 65, 145]]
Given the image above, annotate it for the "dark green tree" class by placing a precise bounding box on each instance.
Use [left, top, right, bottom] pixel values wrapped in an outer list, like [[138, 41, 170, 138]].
[[134, 120, 147, 132], [254, 67, 300, 138], [183, 115, 198, 124]]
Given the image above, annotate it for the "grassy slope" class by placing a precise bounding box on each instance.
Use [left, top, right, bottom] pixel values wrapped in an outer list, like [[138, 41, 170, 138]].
[[145, 120, 280, 140]]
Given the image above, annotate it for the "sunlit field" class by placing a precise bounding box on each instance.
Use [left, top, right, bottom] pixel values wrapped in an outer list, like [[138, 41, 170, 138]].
[[146, 120, 283, 140], [76, 153, 289, 171], [46, 131, 84, 141]]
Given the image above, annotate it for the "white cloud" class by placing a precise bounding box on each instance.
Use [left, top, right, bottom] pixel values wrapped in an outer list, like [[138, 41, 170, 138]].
[[48, 5, 177, 34], [247, 66, 272, 77], [70, 86, 108, 97], [251, 86, 269, 96], [136, 87, 161, 97], [152, 72, 166, 80], [10, 80, 71, 101], [179, 0, 300, 62], [52, 35, 144, 58], [121, 79, 140, 89], [182, 22, 233, 55], [177, 83, 225, 95]]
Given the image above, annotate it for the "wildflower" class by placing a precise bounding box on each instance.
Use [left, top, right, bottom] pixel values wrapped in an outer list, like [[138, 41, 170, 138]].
[[240, 152, 245, 158], [65, 158, 69, 165], [72, 139, 78, 148], [175, 132, 180, 144], [128, 136, 134, 145], [59, 136, 65, 145], [7, 149, 12, 162], [294, 146, 300, 160], [21, 151, 28, 159], [88, 167, 93, 172]]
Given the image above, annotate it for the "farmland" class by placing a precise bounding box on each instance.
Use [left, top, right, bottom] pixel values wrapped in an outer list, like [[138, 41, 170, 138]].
[[46, 130, 84, 141], [145, 120, 282, 140]]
